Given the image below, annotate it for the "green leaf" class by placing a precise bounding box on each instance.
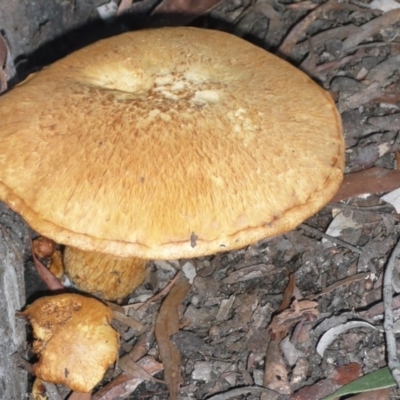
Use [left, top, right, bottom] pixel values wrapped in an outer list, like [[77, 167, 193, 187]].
[[322, 367, 396, 400]]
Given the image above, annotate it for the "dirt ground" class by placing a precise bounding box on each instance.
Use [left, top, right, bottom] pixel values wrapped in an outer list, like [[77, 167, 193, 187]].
[[1, 0, 400, 399]]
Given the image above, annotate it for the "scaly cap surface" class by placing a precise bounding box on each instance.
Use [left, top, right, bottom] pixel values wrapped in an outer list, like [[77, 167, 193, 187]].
[[0, 27, 344, 259]]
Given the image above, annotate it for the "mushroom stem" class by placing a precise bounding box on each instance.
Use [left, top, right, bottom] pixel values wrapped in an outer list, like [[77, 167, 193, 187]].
[[63, 246, 147, 300]]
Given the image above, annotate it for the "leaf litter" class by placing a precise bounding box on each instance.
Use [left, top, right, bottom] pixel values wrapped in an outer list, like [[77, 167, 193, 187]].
[[5, 0, 400, 398]]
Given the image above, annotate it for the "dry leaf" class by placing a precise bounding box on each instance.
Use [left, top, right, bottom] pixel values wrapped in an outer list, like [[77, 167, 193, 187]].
[[155, 275, 191, 400], [109, 307, 145, 334], [119, 354, 164, 383], [277, 274, 296, 312], [317, 320, 381, 357], [332, 167, 400, 202], [291, 363, 362, 400], [127, 328, 155, 362]]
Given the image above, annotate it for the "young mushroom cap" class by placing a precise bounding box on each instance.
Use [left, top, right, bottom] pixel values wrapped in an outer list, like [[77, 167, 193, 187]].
[[21, 293, 119, 393], [0, 27, 344, 260]]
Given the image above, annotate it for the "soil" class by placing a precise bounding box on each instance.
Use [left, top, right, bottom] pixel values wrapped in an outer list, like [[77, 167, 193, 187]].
[[1, 0, 400, 399]]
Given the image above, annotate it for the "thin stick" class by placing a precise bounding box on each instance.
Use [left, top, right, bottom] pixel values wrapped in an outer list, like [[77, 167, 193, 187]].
[[299, 224, 363, 254]]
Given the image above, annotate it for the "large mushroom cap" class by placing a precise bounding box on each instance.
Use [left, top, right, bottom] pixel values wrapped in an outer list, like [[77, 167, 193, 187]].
[[0, 27, 344, 259]]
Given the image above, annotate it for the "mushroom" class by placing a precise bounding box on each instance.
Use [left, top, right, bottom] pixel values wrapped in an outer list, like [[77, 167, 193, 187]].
[[21, 293, 118, 392], [0, 27, 344, 299]]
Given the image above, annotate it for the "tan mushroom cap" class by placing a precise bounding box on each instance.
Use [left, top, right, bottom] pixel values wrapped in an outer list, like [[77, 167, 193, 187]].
[[22, 294, 118, 393], [0, 27, 344, 259]]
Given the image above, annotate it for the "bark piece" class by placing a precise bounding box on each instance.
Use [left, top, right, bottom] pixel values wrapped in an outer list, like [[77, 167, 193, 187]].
[[0, 202, 29, 399]]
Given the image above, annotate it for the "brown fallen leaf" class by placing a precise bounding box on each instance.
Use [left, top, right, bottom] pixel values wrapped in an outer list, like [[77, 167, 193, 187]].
[[118, 354, 164, 384], [331, 167, 400, 202], [291, 363, 362, 400], [155, 274, 191, 400], [106, 302, 145, 335], [277, 274, 296, 312]]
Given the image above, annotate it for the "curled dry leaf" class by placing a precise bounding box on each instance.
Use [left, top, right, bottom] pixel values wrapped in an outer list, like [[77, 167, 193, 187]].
[[155, 275, 191, 400], [317, 320, 382, 357]]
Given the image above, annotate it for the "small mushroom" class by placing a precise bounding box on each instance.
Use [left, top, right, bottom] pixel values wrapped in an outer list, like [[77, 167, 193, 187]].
[[0, 27, 344, 299], [21, 293, 118, 392]]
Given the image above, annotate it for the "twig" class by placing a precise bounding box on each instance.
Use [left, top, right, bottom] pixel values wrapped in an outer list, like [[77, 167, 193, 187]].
[[326, 202, 393, 213], [299, 224, 363, 254], [383, 238, 400, 387]]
